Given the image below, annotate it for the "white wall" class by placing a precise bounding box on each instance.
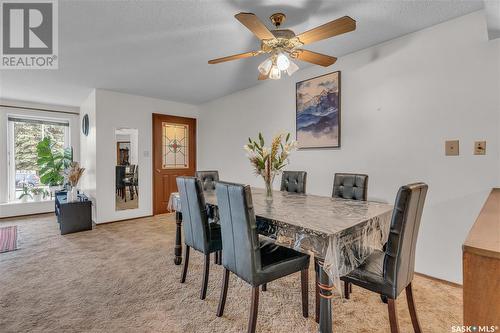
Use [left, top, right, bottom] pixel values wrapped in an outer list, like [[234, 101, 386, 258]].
[[0, 99, 80, 218], [80, 89, 199, 224], [79, 90, 97, 220], [197, 11, 500, 284]]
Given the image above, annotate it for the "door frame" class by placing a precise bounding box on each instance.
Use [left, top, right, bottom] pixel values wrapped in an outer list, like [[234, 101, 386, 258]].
[[152, 113, 196, 215]]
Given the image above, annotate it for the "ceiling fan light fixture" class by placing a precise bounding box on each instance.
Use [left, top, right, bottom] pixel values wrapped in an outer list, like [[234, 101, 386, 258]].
[[258, 57, 273, 75], [269, 65, 281, 80], [286, 60, 299, 76], [276, 52, 290, 71]]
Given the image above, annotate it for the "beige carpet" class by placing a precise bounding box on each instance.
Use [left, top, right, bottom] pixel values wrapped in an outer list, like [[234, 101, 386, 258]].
[[0, 213, 462, 333]]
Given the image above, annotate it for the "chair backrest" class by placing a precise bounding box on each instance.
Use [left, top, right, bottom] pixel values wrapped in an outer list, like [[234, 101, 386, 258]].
[[133, 165, 138, 183], [115, 166, 125, 188], [332, 173, 368, 201], [383, 182, 428, 296], [280, 171, 307, 194], [216, 181, 261, 285], [195, 170, 219, 191], [176, 176, 211, 254]]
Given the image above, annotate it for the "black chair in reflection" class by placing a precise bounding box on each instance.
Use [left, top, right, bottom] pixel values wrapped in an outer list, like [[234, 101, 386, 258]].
[[341, 183, 428, 333], [124, 165, 138, 200], [176, 176, 223, 300], [215, 182, 310, 333], [116, 166, 126, 200], [280, 171, 307, 194]]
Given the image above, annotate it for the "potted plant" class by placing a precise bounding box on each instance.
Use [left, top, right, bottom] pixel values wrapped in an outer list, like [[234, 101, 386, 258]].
[[31, 187, 48, 202], [19, 184, 33, 203], [36, 137, 72, 195], [65, 162, 85, 202], [244, 132, 297, 202]]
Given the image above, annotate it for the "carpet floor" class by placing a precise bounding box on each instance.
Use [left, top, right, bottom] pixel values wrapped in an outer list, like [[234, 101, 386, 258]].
[[0, 213, 462, 333]]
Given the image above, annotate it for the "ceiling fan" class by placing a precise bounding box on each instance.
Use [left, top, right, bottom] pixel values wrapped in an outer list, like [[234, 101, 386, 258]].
[[208, 12, 356, 80]]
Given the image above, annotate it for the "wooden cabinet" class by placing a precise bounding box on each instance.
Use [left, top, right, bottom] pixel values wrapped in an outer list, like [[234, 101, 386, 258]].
[[463, 189, 500, 327]]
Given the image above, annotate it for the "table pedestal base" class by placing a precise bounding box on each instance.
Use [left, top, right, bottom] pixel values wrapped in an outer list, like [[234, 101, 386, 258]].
[[316, 258, 333, 333]]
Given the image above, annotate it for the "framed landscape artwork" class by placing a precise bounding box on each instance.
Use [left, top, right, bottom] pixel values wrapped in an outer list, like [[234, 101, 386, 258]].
[[296, 71, 341, 149]]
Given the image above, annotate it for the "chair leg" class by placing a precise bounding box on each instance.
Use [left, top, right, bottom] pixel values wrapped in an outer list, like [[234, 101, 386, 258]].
[[261, 283, 267, 292], [344, 281, 351, 299], [406, 283, 422, 333], [217, 268, 230, 317], [314, 259, 320, 323], [214, 251, 219, 264], [387, 298, 400, 333], [300, 268, 309, 318], [200, 254, 210, 300], [248, 286, 259, 333], [218, 251, 222, 265], [180, 246, 190, 283]]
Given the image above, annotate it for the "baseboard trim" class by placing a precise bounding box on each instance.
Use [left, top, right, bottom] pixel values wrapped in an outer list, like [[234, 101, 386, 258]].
[[95, 214, 154, 225], [415, 272, 462, 288], [0, 212, 55, 220]]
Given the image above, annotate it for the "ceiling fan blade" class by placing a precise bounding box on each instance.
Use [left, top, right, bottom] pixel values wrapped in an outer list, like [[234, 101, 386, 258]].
[[296, 16, 356, 45], [292, 49, 337, 67], [235, 12, 275, 40], [258, 72, 268, 80], [208, 51, 260, 64]]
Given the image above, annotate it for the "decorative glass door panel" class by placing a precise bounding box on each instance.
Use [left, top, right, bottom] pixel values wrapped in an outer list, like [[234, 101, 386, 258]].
[[162, 123, 189, 169]]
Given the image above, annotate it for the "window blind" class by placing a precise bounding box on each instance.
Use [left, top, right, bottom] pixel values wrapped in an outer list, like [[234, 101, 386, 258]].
[[8, 117, 69, 127]]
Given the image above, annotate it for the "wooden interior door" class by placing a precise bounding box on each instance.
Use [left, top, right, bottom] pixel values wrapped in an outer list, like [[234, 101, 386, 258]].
[[152, 114, 196, 215]]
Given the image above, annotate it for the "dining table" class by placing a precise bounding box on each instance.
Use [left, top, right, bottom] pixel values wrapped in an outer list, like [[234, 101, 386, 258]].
[[168, 187, 393, 333]]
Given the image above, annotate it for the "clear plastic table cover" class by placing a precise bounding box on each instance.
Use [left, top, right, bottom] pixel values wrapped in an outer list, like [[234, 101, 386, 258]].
[[168, 188, 393, 295]]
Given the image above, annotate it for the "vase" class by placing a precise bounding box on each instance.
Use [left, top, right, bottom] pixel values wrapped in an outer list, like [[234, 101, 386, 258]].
[[67, 187, 78, 202], [265, 179, 273, 203]]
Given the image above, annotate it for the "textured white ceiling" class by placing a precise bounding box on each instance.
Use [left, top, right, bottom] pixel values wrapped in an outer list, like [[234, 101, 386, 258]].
[[0, 0, 485, 106]]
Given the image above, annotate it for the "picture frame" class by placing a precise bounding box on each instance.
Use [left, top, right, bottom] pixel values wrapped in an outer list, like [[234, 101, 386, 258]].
[[295, 71, 341, 149]]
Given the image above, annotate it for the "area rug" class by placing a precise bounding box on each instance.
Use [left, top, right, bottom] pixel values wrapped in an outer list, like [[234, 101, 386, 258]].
[[0, 226, 18, 253]]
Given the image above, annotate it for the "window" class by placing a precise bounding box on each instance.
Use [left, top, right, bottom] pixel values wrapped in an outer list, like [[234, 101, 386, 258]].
[[162, 122, 189, 169], [7, 116, 70, 201]]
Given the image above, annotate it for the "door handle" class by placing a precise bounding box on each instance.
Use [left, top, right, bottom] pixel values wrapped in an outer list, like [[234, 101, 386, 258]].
[[156, 169, 161, 173]]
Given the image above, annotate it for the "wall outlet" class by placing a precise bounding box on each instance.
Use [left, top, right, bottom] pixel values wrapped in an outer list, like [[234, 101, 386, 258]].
[[445, 140, 459, 156], [474, 141, 486, 155]]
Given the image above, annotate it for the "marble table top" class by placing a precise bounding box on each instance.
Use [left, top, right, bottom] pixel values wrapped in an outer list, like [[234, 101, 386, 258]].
[[198, 187, 393, 237]]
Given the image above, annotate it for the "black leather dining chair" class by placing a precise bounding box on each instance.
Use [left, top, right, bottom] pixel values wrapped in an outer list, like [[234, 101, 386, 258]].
[[280, 171, 307, 194], [176, 176, 223, 300], [195, 170, 219, 191], [341, 183, 428, 333], [259, 170, 307, 293], [195, 171, 220, 239], [332, 173, 368, 201], [215, 182, 310, 333], [330, 173, 369, 302]]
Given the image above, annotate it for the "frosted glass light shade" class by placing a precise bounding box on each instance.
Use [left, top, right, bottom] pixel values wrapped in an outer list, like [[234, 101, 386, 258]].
[[258, 57, 273, 75], [269, 65, 281, 80], [286, 60, 299, 76], [276, 52, 290, 71]]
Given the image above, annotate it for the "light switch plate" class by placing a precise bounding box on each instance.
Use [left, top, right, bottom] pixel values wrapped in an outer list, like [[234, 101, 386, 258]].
[[474, 141, 486, 155], [445, 140, 459, 156]]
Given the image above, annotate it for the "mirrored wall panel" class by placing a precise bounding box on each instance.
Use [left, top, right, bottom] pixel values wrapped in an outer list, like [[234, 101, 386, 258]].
[[115, 128, 139, 211]]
